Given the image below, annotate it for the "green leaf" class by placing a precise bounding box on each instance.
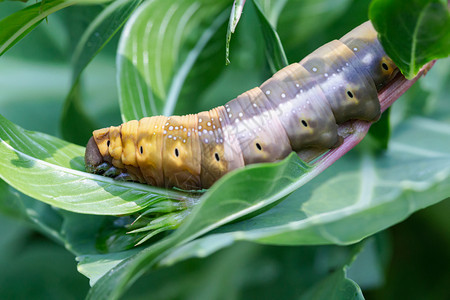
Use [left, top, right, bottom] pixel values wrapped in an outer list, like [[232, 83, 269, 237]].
[[0, 114, 193, 214], [60, 0, 143, 145], [158, 116, 450, 269], [252, 0, 289, 71], [300, 268, 364, 300], [370, 0, 450, 79], [117, 0, 230, 121], [0, 0, 111, 56], [225, 0, 246, 65]]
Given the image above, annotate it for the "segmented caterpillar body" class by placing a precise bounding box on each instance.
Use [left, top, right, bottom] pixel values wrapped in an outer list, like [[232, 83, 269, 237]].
[[85, 21, 397, 190]]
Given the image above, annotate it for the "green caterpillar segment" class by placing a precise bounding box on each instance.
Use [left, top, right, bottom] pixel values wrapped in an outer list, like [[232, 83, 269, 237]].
[[85, 21, 398, 190]]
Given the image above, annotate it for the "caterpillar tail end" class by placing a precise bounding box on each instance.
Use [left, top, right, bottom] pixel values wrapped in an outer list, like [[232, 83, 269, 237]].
[[85, 137, 104, 173]]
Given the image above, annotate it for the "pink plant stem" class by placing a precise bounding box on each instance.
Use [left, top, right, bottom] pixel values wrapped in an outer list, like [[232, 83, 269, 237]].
[[313, 61, 436, 173]]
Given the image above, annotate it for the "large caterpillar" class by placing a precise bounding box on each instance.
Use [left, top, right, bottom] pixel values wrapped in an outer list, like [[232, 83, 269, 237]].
[[85, 21, 397, 190]]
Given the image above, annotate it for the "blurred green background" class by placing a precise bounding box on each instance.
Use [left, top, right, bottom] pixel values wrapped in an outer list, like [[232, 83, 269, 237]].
[[0, 0, 449, 299]]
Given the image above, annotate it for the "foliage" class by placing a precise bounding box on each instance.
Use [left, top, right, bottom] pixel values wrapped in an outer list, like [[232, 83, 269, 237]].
[[0, 0, 449, 299]]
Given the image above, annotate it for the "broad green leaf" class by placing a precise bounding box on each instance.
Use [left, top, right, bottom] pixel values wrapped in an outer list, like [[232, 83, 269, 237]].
[[370, 0, 450, 79], [0, 114, 193, 214], [158, 116, 450, 267], [117, 0, 230, 121], [252, 0, 288, 71], [0, 0, 111, 56], [61, 0, 143, 145]]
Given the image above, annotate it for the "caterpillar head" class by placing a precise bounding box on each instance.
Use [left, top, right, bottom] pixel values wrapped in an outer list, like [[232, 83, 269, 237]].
[[85, 128, 112, 174], [85, 136, 105, 173]]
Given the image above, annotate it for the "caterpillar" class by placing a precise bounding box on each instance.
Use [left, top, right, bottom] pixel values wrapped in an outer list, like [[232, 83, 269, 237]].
[[85, 21, 398, 190]]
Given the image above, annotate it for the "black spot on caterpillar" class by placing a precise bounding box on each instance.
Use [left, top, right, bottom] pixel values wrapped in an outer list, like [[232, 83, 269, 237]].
[[85, 21, 398, 190]]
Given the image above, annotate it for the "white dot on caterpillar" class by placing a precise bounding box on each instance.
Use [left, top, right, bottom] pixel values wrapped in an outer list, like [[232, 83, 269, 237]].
[[154, 125, 158, 128], [175, 126, 179, 130], [180, 125, 183, 129], [219, 117, 223, 122], [229, 113, 232, 118], [295, 83, 300, 87], [198, 132, 202, 136], [265, 90, 271, 95], [183, 128, 187, 132], [209, 130, 213, 135], [215, 138, 219, 143], [203, 129, 207, 134], [187, 132, 191, 137], [212, 125, 216, 129], [226, 107, 230, 112], [235, 119, 240, 123], [198, 125, 202, 130], [199, 118, 202, 122], [345, 63, 349, 66], [220, 138, 224, 143], [306, 100, 310, 104], [168, 126, 173, 130], [253, 103, 257, 107], [163, 130, 167, 134], [324, 73, 328, 77], [281, 93, 286, 98], [168, 135, 172, 138], [173, 137, 177, 140], [353, 47, 358, 51], [238, 112, 243, 117], [204, 138, 209, 144], [207, 121, 211, 126], [165, 122, 169, 126], [312, 67, 318, 72], [183, 139, 186, 143]]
